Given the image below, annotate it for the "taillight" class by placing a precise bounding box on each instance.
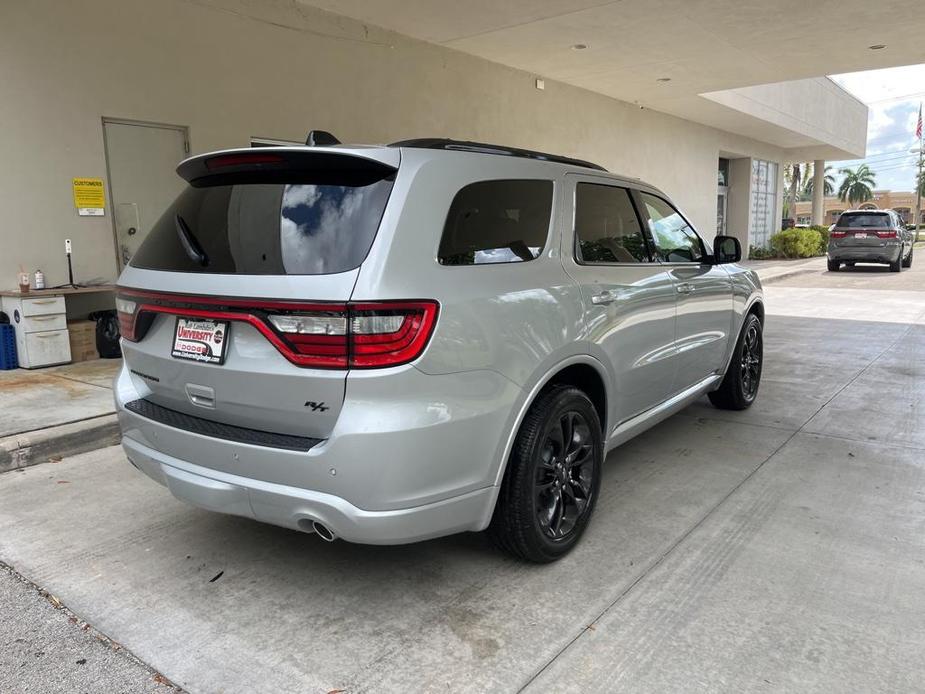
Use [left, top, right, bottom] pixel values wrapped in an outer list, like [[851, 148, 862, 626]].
[[830, 230, 847, 238], [204, 153, 285, 170], [876, 230, 897, 238], [268, 311, 349, 368], [115, 296, 138, 341], [349, 302, 439, 368], [115, 291, 438, 369], [267, 302, 438, 368]]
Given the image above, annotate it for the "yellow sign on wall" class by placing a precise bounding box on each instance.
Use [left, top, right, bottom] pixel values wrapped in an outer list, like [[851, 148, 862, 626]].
[[72, 177, 105, 216]]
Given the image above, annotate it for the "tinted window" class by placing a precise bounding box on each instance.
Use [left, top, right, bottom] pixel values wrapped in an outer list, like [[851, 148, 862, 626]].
[[837, 212, 891, 228], [641, 193, 705, 263], [575, 184, 651, 263], [438, 180, 552, 265], [131, 178, 393, 275]]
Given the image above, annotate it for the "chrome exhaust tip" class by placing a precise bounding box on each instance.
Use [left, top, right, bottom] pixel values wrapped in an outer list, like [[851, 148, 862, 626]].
[[311, 520, 336, 542]]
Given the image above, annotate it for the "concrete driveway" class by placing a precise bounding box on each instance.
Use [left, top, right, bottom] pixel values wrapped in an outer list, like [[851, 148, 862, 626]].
[[2, 261, 924, 693]]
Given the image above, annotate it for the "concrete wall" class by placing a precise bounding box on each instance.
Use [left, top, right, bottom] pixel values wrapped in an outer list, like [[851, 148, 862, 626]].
[[703, 78, 868, 160], [0, 0, 790, 286]]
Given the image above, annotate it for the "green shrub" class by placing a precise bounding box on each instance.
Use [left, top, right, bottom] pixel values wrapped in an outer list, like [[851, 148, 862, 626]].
[[769, 228, 825, 258], [808, 225, 829, 254], [748, 245, 773, 260]]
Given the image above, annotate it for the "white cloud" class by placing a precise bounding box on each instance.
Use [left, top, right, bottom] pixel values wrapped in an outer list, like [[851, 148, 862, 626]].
[[829, 65, 924, 192]]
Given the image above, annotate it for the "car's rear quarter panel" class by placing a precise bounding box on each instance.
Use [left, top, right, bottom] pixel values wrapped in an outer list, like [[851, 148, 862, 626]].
[[351, 150, 589, 494]]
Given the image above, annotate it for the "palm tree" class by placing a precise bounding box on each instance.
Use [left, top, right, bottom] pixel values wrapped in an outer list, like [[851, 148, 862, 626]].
[[803, 164, 835, 199], [837, 164, 876, 206], [784, 162, 807, 220]]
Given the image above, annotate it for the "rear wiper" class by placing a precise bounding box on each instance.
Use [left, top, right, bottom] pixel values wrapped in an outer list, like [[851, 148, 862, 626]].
[[175, 214, 209, 267]]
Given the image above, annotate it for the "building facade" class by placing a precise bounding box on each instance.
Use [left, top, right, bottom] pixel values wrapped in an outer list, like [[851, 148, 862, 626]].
[[1, 0, 892, 287], [794, 191, 920, 226]]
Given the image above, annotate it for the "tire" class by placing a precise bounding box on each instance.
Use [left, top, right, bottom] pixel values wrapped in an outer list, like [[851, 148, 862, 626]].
[[890, 253, 902, 272], [827, 259, 840, 272], [488, 385, 603, 563], [708, 313, 763, 411], [902, 246, 913, 268]]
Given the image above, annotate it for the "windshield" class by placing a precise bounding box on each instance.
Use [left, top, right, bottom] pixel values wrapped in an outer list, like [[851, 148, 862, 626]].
[[130, 177, 394, 275], [836, 213, 890, 228]]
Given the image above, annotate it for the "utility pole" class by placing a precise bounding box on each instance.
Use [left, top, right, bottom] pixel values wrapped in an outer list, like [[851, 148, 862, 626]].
[[916, 144, 923, 238]]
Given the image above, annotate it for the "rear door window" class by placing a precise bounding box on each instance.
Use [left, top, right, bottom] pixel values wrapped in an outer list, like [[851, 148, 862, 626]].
[[836, 213, 891, 228], [574, 183, 651, 263], [130, 176, 394, 275], [438, 180, 553, 265]]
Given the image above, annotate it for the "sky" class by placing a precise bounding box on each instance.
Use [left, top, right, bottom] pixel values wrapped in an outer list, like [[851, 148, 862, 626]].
[[828, 64, 924, 193]]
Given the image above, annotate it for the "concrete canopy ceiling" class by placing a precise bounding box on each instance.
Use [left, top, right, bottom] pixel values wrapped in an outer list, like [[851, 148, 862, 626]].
[[302, 0, 921, 100], [301, 0, 922, 156]]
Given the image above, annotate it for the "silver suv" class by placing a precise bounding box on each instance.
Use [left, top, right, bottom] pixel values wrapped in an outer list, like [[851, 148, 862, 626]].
[[114, 136, 764, 562]]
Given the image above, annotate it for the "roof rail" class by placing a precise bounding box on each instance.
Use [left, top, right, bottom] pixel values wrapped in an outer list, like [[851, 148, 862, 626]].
[[388, 138, 606, 172]]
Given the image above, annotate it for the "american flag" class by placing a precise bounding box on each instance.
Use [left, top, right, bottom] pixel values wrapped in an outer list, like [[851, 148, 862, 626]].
[[917, 103, 923, 140]]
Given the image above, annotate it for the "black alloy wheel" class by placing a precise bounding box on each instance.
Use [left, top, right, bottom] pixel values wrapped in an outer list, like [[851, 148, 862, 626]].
[[740, 320, 762, 402], [489, 385, 603, 562], [534, 410, 595, 540], [708, 312, 763, 411]]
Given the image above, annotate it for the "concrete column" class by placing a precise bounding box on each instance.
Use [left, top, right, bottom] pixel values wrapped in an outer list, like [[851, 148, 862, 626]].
[[811, 160, 825, 226]]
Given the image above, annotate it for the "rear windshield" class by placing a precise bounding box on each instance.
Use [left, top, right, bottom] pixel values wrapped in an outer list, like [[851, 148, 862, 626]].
[[130, 177, 394, 275], [836, 213, 891, 228]]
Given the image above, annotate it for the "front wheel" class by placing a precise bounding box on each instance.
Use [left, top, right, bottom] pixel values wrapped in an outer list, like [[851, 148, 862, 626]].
[[489, 386, 602, 563], [709, 313, 763, 411]]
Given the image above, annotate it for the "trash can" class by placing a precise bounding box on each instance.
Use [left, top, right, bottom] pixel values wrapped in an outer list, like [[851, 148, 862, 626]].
[[89, 310, 122, 359], [0, 323, 17, 370]]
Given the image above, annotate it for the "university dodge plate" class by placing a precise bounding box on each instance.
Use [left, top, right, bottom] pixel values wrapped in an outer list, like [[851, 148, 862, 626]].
[[172, 317, 229, 364]]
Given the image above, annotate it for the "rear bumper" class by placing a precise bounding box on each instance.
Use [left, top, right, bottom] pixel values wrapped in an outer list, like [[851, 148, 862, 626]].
[[114, 361, 521, 544], [828, 244, 902, 263], [122, 436, 495, 544]]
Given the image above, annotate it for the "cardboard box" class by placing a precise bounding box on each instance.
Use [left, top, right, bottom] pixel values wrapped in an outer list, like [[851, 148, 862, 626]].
[[67, 320, 98, 362]]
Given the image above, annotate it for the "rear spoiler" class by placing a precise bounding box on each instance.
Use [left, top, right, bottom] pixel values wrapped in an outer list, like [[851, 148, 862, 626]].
[[176, 147, 399, 187]]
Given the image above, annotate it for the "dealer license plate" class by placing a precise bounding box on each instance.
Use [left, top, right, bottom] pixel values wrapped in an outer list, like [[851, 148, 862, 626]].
[[171, 317, 229, 365]]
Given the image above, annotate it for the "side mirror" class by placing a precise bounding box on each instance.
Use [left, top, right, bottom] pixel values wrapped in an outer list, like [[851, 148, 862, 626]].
[[713, 235, 741, 264]]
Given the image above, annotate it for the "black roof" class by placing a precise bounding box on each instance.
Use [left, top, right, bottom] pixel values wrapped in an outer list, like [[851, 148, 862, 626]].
[[388, 138, 606, 172]]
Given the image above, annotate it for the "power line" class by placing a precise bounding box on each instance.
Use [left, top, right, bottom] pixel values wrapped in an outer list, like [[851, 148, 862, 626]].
[[868, 164, 917, 174], [862, 92, 925, 105], [835, 150, 919, 164]]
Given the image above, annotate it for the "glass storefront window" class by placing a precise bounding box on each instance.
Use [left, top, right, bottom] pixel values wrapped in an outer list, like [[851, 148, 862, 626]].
[[749, 159, 778, 247]]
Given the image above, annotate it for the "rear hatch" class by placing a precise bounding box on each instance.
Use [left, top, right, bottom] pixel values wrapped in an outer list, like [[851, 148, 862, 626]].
[[831, 212, 898, 248], [116, 147, 402, 439]]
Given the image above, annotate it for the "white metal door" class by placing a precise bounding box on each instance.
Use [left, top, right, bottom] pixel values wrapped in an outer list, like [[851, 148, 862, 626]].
[[103, 120, 189, 269]]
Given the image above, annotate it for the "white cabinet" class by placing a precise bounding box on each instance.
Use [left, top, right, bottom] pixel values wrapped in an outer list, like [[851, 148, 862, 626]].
[[1, 295, 71, 368]]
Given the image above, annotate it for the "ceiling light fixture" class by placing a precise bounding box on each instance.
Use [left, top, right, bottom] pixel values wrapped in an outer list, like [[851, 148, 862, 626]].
[[656, 77, 672, 82], [868, 44, 886, 50], [570, 43, 588, 51]]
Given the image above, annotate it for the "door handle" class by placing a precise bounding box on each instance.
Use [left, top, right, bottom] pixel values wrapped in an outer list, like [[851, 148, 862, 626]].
[[676, 283, 695, 294], [590, 286, 635, 305]]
